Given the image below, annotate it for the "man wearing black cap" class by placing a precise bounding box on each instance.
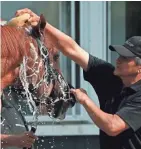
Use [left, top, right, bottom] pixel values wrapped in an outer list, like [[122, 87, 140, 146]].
[[16, 8, 141, 149], [70, 36, 141, 149]]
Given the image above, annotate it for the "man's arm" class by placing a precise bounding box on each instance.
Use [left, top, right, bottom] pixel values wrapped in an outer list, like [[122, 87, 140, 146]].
[[44, 23, 89, 71], [71, 88, 129, 136], [83, 97, 129, 136], [1, 134, 18, 147], [1, 132, 37, 148]]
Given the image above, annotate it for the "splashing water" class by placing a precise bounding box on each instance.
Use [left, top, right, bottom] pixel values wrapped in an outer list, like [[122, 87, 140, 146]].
[[86, 137, 90, 149], [60, 141, 64, 148], [41, 139, 44, 143], [7, 86, 12, 96], [19, 56, 39, 128], [17, 105, 22, 111], [50, 119, 56, 148], [15, 124, 25, 128], [17, 23, 76, 135], [0, 119, 5, 125], [35, 37, 74, 120]]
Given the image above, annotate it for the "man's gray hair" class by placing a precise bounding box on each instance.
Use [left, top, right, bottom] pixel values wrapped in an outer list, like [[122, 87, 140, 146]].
[[135, 57, 141, 65]]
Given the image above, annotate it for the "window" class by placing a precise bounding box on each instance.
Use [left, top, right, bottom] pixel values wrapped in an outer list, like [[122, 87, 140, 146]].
[[108, 1, 141, 65]]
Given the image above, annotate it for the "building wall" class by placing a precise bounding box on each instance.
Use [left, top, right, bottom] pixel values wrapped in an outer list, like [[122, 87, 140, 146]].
[[35, 136, 100, 149]]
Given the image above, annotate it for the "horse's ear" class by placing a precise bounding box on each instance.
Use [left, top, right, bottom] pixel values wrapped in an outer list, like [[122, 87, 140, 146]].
[[31, 14, 46, 38], [39, 14, 46, 31]]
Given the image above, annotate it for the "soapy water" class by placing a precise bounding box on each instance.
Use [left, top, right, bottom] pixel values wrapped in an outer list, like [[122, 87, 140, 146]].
[[19, 55, 39, 128], [19, 42, 68, 121]]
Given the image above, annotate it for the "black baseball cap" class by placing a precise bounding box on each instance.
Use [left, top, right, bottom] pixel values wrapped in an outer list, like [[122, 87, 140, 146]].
[[109, 36, 141, 58]]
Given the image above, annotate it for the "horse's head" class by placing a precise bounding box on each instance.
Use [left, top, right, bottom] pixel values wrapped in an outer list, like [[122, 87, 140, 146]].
[[6, 14, 76, 119]]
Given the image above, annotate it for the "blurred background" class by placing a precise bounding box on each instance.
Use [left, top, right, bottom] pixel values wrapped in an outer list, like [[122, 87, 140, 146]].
[[1, 1, 141, 149]]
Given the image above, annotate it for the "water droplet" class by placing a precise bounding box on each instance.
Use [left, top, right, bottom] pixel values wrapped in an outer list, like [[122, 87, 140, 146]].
[[41, 139, 44, 142]]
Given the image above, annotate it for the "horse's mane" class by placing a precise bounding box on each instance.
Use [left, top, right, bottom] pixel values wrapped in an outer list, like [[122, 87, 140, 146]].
[[1, 25, 38, 79]]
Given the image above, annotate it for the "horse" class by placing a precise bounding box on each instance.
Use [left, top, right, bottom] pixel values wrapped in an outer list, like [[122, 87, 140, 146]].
[[1, 14, 76, 120]]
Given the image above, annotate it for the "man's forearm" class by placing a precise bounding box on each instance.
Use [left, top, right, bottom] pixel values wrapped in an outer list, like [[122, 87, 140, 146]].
[[1, 134, 17, 147], [82, 97, 116, 136], [44, 23, 89, 70], [45, 23, 76, 55]]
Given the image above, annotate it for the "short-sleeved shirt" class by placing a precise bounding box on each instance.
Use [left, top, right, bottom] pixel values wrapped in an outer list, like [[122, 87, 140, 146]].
[[83, 54, 141, 149], [1, 88, 29, 149]]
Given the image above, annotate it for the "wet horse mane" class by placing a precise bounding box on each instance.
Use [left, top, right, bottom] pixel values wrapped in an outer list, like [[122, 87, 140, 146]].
[[1, 25, 39, 89]]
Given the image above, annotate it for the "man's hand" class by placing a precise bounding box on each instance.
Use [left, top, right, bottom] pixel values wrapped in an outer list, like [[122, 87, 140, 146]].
[[1, 132, 37, 148], [70, 88, 88, 104], [7, 13, 30, 27], [15, 8, 59, 53], [15, 131, 37, 148], [15, 8, 40, 26]]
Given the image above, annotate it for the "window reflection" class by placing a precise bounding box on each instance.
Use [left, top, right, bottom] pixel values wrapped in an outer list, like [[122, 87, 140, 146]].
[[110, 1, 141, 65]]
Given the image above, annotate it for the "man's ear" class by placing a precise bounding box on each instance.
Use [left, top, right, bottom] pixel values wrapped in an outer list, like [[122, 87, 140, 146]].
[[139, 68, 141, 73], [138, 66, 141, 74]]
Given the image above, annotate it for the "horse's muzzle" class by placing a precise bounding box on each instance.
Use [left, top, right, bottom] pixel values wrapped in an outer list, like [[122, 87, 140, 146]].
[[34, 83, 76, 120]]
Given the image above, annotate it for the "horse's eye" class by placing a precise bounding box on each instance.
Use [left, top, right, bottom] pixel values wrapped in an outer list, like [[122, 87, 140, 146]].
[[53, 54, 60, 61]]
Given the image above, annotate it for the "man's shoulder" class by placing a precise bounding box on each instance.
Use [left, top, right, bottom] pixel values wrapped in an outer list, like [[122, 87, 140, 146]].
[[86, 54, 115, 75], [84, 54, 121, 82], [89, 54, 113, 66]]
